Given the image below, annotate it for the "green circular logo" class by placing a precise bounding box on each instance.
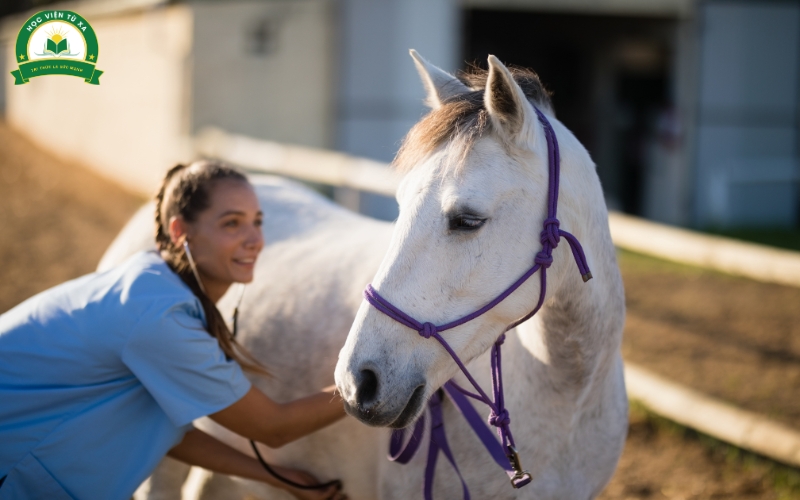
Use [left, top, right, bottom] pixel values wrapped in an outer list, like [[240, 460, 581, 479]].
[[11, 10, 103, 85]]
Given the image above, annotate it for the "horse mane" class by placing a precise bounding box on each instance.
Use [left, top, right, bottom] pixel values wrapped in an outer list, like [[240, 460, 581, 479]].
[[393, 65, 553, 173]]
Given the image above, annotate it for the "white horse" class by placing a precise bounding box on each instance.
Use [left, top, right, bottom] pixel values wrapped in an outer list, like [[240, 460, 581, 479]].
[[101, 52, 626, 500], [334, 52, 627, 499]]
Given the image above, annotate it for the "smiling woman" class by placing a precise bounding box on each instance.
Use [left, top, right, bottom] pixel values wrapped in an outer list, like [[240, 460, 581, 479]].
[[0, 160, 348, 500], [155, 161, 267, 372]]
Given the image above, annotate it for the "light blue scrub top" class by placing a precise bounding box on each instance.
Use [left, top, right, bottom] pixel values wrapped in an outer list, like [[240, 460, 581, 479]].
[[0, 251, 252, 500]]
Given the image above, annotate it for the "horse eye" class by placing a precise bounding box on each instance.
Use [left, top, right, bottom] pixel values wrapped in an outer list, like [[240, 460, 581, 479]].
[[449, 214, 486, 232]]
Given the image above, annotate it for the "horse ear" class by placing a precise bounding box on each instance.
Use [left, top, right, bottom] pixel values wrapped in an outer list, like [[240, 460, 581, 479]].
[[410, 49, 469, 109], [484, 55, 537, 146]]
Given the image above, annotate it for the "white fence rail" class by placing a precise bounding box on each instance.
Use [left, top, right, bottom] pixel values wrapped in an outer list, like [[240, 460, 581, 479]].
[[197, 128, 400, 197], [609, 212, 800, 288], [626, 363, 800, 468]]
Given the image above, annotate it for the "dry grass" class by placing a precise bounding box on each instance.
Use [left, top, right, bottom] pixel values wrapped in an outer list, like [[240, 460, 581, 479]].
[[0, 120, 143, 313], [618, 249, 800, 428]]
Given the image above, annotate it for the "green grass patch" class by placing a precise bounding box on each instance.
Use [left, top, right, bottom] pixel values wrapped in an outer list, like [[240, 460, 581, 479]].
[[616, 248, 710, 277], [705, 228, 800, 252]]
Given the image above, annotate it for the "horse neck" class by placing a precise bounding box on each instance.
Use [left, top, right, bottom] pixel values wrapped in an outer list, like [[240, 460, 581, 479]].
[[512, 136, 625, 404]]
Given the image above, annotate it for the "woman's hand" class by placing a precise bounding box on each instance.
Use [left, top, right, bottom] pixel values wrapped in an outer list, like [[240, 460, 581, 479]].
[[267, 465, 347, 500], [168, 429, 346, 499]]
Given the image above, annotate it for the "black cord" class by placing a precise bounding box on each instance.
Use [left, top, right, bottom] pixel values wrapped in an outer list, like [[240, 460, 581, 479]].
[[232, 307, 239, 338], [239, 292, 339, 494], [250, 440, 341, 491]]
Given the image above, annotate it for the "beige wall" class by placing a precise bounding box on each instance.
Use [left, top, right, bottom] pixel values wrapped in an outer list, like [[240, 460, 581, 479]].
[[6, 5, 193, 195], [191, 0, 335, 148], [4, 0, 335, 195]]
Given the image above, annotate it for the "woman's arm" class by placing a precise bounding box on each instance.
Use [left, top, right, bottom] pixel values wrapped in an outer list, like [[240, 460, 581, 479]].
[[168, 428, 344, 500], [209, 384, 346, 449]]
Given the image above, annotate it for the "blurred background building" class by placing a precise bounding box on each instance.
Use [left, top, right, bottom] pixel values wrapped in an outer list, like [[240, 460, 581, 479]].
[[1, 0, 798, 228]]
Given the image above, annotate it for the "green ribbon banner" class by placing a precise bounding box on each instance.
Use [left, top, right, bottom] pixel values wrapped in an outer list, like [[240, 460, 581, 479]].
[[11, 59, 102, 85]]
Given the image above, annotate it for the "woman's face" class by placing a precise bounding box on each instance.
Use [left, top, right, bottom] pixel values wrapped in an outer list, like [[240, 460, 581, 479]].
[[184, 179, 264, 293]]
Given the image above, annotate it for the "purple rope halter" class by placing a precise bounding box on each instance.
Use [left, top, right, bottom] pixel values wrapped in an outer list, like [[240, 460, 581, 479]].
[[363, 108, 592, 499]]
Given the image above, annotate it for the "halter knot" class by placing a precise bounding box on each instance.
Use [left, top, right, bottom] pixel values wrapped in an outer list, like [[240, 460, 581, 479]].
[[488, 409, 510, 428], [495, 333, 506, 346], [534, 251, 553, 268], [540, 217, 561, 248], [420, 322, 437, 339]]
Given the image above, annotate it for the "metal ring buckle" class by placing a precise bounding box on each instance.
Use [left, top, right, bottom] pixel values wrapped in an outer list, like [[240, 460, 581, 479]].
[[510, 470, 532, 488], [507, 446, 532, 488]]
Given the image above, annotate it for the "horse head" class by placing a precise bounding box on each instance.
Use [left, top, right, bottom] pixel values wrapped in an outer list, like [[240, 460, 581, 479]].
[[335, 51, 598, 429]]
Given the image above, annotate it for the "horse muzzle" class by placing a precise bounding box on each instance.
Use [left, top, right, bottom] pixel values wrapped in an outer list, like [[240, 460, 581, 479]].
[[337, 361, 428, 428]]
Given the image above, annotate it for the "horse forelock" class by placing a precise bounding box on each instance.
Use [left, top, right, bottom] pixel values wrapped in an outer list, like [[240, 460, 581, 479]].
[[393, 66, 553, 174]]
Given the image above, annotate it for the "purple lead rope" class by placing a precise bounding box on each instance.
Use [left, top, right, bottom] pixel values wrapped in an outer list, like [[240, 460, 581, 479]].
[[364, 108, 592, 499]]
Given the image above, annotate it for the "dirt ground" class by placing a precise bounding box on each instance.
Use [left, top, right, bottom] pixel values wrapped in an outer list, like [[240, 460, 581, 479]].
[[619, 251, 800, 429], [0, 123, 143, 312], [1, 120, 799, 499], [598, 253, 800, 499]]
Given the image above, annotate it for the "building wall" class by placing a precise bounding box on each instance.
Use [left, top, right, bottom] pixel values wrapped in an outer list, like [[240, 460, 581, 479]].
[[5, 5, 194, 195], [190, 0, 335, 148], [336, 0, 459, 219], [641, 14, 699, 226], [336, 0, 459, 163], [693, 1, 800, 228], [6, 0, 794, 228]]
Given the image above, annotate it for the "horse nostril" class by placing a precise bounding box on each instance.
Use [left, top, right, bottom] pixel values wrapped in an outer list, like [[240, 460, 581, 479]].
[[356, 368, 379, 409]]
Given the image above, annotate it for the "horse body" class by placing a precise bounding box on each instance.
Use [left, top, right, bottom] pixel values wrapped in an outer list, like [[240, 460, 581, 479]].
[[102, 52, 626, 500]]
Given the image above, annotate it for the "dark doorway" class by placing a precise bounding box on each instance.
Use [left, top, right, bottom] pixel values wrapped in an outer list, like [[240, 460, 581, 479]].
[[463, 9, 675, 215]]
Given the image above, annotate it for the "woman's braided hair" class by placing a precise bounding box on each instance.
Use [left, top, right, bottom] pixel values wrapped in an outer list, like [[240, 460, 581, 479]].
[[154, 160, 268, 374]]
